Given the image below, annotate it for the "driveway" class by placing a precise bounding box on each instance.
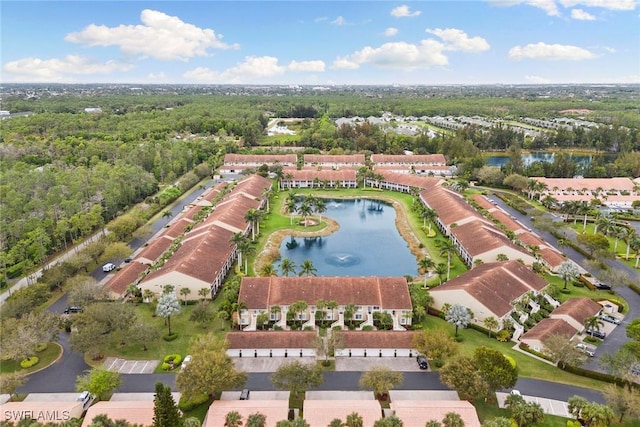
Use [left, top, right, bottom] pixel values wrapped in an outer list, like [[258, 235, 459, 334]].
[[497, 392, 572, 417], [103, 357, 159, 374], [232, 356, 423, 373]]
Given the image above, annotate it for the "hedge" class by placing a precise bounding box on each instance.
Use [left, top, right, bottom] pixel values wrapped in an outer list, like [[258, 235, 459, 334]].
[[163, 333, 179, 341], [179, 393, 210, 412], [560, 364, 629, 388], [518, 342, 554, 362], [163, 354, 183, 366], [630, 283, 640, 296]]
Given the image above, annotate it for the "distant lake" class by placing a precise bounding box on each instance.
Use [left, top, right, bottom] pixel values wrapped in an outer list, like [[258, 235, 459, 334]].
[[276, 198, 418, 277], [484, 152, 617, 168]]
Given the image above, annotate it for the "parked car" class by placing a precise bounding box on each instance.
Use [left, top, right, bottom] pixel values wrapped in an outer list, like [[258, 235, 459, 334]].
[[181, 355, 192, 369], [510, 390, 522, 396], [102, 262, 116, 272], [63, 306, 83, 314], [124, 257, 133, 263], [594, 282, 612, 290], [240, 389, 250, 400], [599, 314, 621, 325], [416, 355, 428, 370], [586, 329, 606, 339], [575, 343, 595, 357], [631, 364, 640, 376]]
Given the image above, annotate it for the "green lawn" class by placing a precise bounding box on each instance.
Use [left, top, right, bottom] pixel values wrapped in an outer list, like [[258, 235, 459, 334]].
[[420, 315, 610, 390], [565, 221, 640, 271], [0, 342, 63, 375]]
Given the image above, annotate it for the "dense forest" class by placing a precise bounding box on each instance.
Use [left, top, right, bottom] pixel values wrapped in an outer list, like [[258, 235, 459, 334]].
[[1, 84, 639, 281]]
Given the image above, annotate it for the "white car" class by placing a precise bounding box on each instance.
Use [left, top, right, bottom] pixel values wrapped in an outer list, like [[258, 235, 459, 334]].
[[181, 355, 192, 369], [575, 343, 595, 357], [102, 262, 116, 272]]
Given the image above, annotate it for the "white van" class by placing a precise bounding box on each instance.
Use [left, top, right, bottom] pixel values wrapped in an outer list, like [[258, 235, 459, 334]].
[[102, 263, 116, 272]]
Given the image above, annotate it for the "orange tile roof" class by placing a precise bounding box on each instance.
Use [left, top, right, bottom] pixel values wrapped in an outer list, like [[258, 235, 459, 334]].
[[539, 247, 566, 268], [239, 277, 412, 310], [104, 262, 149, 296], [377, 171, 442, 189], [420, 186, 481, 227], [535, 177, 635, 192], [337, 331, 415, 348], [81, 401, 154, 427], [224, 154, 297, 164], [282, 169, 357, 181], [521, 318, 579, 342], [303, 154, 366, 164], [204, 400, 289, 427], [469, 194, 495, 211], [304, 400, 382, 427], [451, 220, 528, 258], [551, 297, 601, 324], [391, 400, 481, 427], [137, 236, 174, 264], [371, 154, 447, 164], [226, 331, 317, 349]]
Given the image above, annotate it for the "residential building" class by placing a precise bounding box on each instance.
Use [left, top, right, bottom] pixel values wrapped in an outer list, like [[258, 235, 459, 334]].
[[280, 168, 357, 189], [220, 154, 297, 174]]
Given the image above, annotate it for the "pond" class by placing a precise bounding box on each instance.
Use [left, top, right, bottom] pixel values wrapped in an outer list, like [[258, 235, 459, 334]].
[[276, 198, 418, 277], [483, 151, 617, 168]]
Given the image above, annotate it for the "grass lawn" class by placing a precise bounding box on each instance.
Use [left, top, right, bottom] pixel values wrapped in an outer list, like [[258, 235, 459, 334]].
[[420, 315, 610, 390], [0, 342, 62, 375], [565, 221, 640, 271]]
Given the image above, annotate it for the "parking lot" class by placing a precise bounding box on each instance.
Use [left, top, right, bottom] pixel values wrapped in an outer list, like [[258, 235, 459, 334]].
[[497, 392, 572, 418], [103, 358, 159, 374], [233, 356, 424, 373]]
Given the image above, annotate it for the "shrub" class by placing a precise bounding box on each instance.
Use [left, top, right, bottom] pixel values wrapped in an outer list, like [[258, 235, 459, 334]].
[[332, 326, 343, 331], [497, 330, 512, 342], [163, 354, 182, 366], [303, 326, 314, 331], [35, 343, 48, 353], [163, 333, 178, 341], [630, 283, 640, 296], [361, 325, 374, 331], [161, 362, 170, 371], [178, 393, 210, 412], [20, 357, 39, 368]]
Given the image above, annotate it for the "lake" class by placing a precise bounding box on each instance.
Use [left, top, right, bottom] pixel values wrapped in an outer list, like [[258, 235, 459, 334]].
[[484, 152, 617, 168], [276, 198, 418, 277]]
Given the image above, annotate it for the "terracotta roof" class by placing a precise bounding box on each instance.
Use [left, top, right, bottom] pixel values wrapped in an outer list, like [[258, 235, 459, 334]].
[[239, 277, 412, 310], [535, 177, 635, 192], [430, 261, 548, 317], [391, 400, 481, 427], [469, 194, 495, 211], [200, 182, 228, 203], [551, 297, 602, 324], [420, 186, 482, 227], [451, 220, 529, 258], [521, 318, 578, 342], [490, 210, 523, 232], [163, 218, 193, 239], [304, 400, 382, 427], [231, 174, 273, 199], [281, 169, 357, 181], [517, 232, 544, 248], [539, 247, 565, 268], [204, 400, 289, 427], [226, 331, 317, 349], [371, 154, 447, 165], [223, 153, 298, 164], [337, 331, 415, 348], [81, 401, 154, 427], [104, 262, 149, 296], [376, 171, 443, 189], [303, 154, 366, 164], [137, 236, 174, 264], [181, 205, 204, 220]]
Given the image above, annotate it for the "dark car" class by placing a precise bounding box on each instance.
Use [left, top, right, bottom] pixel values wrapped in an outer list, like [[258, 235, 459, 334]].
[[416, 355, 428, 370], [586, 329, 606, 339], [594, 282, 612, 290], [124, 257, 133, 263], [64, 306, 83, 314]]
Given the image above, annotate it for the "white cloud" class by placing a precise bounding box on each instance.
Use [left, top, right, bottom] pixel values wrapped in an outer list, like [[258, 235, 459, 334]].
[[331, 16, 347, 26], [314, 16, 329, 23], [560, 0, 637, 10], [604, 46, 617, 53], [287, 60, 326, 72], [508, 42, 597, 60], [524, 74, 552, 83], [488, 0, 560, 15], [383, 27, 399, 37], [147, 72, 167, 80], [65, 9, 239, 61], [332, 40, 448, 70], [2, 55, 133, 82], [390, 5, 422, 17], [571, 8, 597, 18], [184, 56, 323, 83], [426, 28, 490, 52]]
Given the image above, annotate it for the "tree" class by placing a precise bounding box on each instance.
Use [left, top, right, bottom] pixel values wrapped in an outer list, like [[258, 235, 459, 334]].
[[128, 320, 161, 352], [506, 394, 544, 427], [101, 242, 133, 263], [246, 413, 267, 427], [280, 257, 296, 276], [0, 372, 27, 399], [434, 263, 447, 285], [224, 411, 243, 427], [152, 381, 181, 427], [556, 260, 579, 290], [315, 331, 345, 365], [2, 311, 59, 362], [176, 334, 247, 400], [67, 276, 110, 307], [481, 418, 512, 427], [373, 416, 404, 427], [177, 287, 191, 304], [230, 232, 248, 269], [183, 417, 201, 427], [442, 412, 465, 427], [425, 421, 442, 427], [259, 263, 278, 277], [156, 293, 181, 335], [584, 316, 604, 335], [270, 361, 324, 400], [473, 347, 518, 394], [189, 301, 214, 328], [76, 367, 122, 401], [328, 419, 345, 427], [419, 257, 435, 288], [543, 335, 587, 369], [483, 316, 499, 338], [345, 412, 364, 427], [602, 383, 640, 423], [358, 366, 403, 400], [436, 239, 456, 281], [298, 259, 317, 276], [580, 401, 616, 427], [412, 329, 459, 365], [256, 311, 270, 330], [445, 304, 471, 337], [576, 233, 610, 257], [198, 287, 210, 301]]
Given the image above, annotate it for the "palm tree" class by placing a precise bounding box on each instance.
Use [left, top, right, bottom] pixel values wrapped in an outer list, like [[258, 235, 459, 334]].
[[240, 242, 255, 274], [224, 411, 243, 427], [244, 209, 262, 241], [345, 412, 364, 427], [156, 293, 181, 335], [344, 303, 357, 327], [436, 239, 456, 281], [270, 306, 281, 322], [613, 226, 629, 253], [299, 259, 317, 276], [297, 201, 313, 227], [413, 305, 427, 323], [624, 229, 636, 260], [285, 198, 297, 225], [280, 258, 296, 276], [418, 257, 435, 288], [261, 187, 272, 212], [259, 263, 278, 277], [434, 263, 447, 285], [179, 287, 191, 305], [198, 287, 209, 301], [230, 232, 248, 269], [422, 207, 437, 233], [245, 412, 267, 427], [314, 198, 327, 222], [584, 316, 604, 335], [483, 316, 499, 338], [630, 236, 640, 268], [142, 289, 155, 303]]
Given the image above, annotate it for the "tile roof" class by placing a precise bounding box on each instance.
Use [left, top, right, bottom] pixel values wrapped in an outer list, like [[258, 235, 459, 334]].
[[204, 400, 289, 427], [104, 262, 148, 296], [81, 401, 154, 427], [231, 174, 273, 199], [551, 297, 602, 324], [223, 153, 298, 164], [420, 186, 481, 227], [517, 232, 544, 248], [469, 194, 495, 211], [489, 210, 523, 232], [371, 154, 447, 164], [239, 277, 412, 310], [391, 400, 481, 427], [451, 220, 529, 258], [337, 331, 415, 348], [303, 154, 366, 164], [376, 171, 443, 189], [137, 236, 174, 264], [539, 247, 566, 268], [535, 177, 635, 192], [163, 218, 193, 239], [521, 318, 579, 342], [430, 261, 548, 317], [303, 400, 382, 427], [281, 169, 357, 181], [226, 331, 317, 349]]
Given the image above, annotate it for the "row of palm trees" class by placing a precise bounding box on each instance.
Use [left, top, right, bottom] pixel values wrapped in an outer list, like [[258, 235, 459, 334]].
[[284, 193, 327, 226]]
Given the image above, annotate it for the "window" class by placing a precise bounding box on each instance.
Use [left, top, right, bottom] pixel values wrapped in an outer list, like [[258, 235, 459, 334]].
[[270, 313, 278, 321], [355, 314, 363, 320]]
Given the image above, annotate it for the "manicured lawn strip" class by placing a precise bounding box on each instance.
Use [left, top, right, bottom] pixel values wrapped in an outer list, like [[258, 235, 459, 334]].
[[420, 315, 609, 390], [0, 342, 62, 374], [565, 222, 639, 270]]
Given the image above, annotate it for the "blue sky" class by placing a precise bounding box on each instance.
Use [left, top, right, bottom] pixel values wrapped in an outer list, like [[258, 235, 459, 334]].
[[2, 1, 638, 85]]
